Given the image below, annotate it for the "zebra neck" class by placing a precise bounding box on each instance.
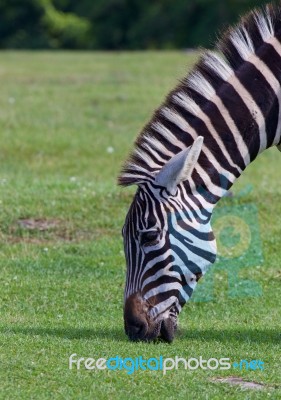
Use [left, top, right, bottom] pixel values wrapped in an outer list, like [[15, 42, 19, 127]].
[[118, 10, 281, 190], [185, 46, 281, 208], [190, 129, 281, 209]]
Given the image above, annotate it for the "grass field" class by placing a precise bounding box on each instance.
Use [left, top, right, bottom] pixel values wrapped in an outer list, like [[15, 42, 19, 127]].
[[0, 51, 280, 399]]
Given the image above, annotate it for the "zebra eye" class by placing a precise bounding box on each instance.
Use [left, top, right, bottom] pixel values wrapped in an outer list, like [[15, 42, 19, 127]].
[[140, 230, 159, 247]]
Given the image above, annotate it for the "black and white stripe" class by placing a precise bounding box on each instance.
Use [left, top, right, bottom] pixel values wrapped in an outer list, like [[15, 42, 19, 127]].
[[119, 4, 281, 339]]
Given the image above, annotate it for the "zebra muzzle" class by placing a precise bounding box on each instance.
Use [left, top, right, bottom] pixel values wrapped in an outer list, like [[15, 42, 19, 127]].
[[124, 293, 178, 342], [124, 292, 149, 341]]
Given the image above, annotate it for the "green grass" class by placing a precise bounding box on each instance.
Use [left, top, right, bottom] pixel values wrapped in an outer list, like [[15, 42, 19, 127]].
[[0, 51, 280, 399]]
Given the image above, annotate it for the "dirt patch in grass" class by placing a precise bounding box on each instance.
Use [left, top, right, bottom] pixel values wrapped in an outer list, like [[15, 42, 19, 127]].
[[6, 236, 53, 245], [17, 218, 60, 231], [211, 376, 276, 391], [4, 219, 118, 244]]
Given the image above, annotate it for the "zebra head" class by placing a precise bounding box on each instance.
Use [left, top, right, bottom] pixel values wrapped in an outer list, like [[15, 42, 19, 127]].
[[121, 136, 217, 342]]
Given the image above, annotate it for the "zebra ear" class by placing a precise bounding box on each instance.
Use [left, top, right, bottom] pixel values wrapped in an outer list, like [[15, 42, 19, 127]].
[[154, 136, 203, 195]]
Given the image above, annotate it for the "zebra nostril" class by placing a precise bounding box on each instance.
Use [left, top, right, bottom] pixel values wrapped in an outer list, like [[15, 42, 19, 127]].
[[126, 319, 148, 340], [132, 323, 142, 334]]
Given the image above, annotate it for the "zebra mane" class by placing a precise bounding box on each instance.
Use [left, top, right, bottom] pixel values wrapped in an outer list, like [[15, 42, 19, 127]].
[[118, 3, 281, 187]]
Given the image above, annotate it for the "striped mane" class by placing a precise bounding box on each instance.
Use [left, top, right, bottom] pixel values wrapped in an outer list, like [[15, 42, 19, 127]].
[[118, 3, 281, 187]]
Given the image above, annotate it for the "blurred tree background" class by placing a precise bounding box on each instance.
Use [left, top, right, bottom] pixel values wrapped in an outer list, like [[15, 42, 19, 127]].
[[0, 0, 272, 49]]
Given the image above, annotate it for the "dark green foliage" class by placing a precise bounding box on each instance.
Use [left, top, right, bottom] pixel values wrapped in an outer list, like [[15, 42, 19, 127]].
[[0, 0, 273, 49], [0, 0, 90, 49], [0, 0, 47, 48]]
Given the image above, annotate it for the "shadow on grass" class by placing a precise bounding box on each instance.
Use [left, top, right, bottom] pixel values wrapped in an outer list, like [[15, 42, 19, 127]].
[[178, 327, 280, 344], [0, 325, 279, 344], [0, 326, 127, 342]]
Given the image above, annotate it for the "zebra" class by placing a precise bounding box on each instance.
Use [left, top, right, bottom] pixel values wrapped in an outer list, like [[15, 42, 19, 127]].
[[118, 4, 281, 342]]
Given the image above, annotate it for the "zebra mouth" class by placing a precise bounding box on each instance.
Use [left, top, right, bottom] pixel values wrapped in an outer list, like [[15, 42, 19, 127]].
[[125, 313, 178, 342], [146, 306, 178, 342], [138, 314, 177, 343], [159, 316, 177, 342], [159, 306, 178, 342], [124, 292, 178, 342]]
